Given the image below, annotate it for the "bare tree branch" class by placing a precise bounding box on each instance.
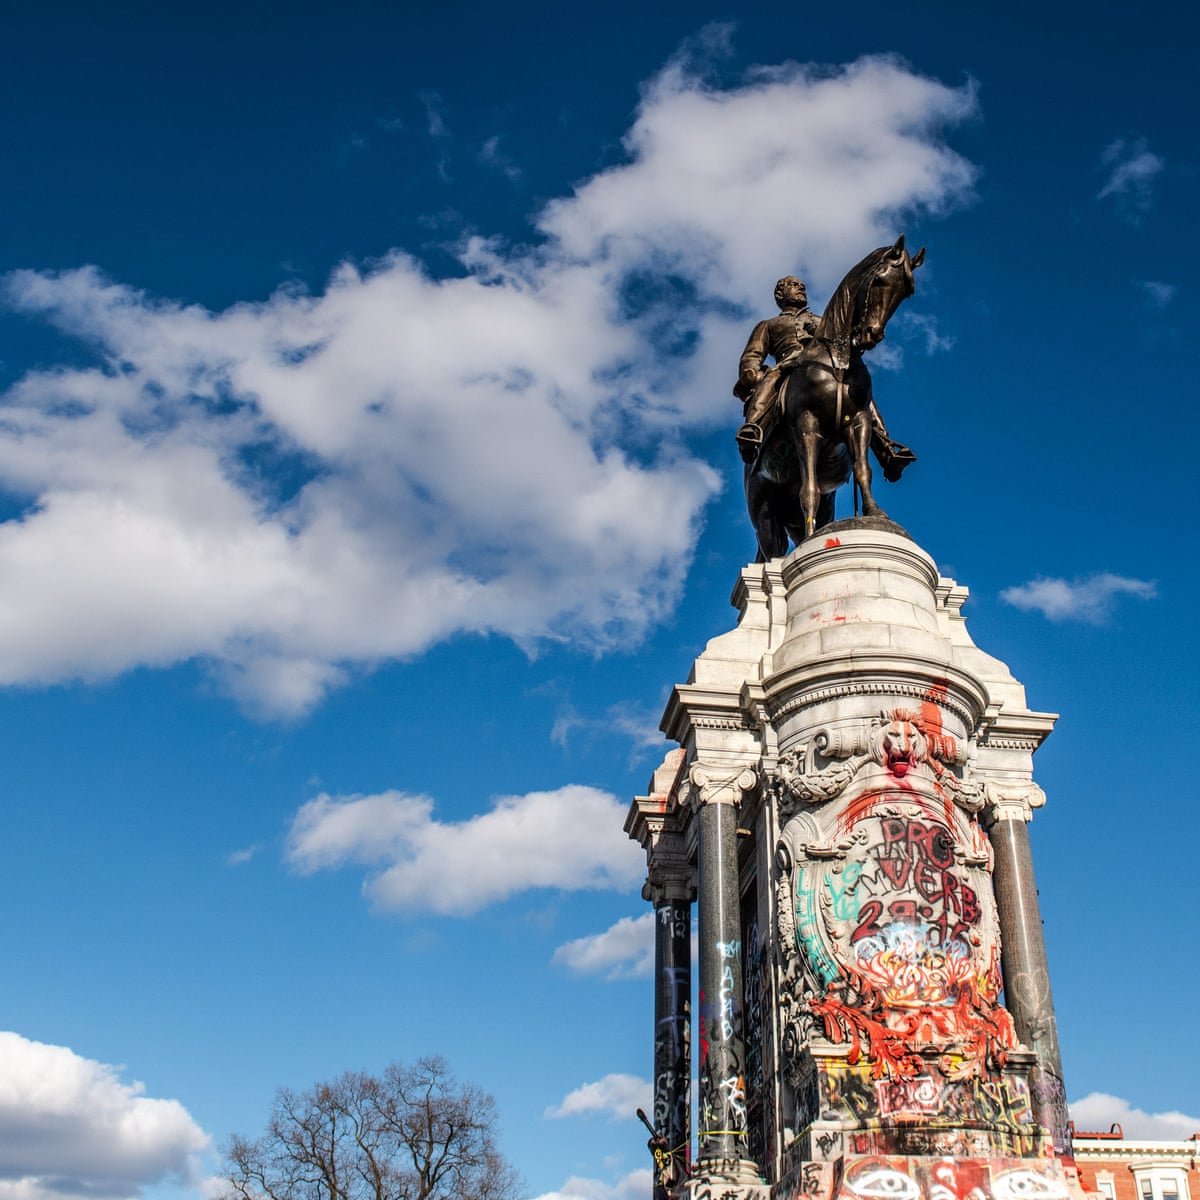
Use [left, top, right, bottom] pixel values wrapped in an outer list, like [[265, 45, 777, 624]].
[[218, 1059, 522, 1200]]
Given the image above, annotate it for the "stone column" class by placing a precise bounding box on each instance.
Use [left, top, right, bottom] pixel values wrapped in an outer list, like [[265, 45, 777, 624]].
[[987, 786, 1072, 1157], [650, 881, 692, 1200], [687, 764, 768, 1198], [625, 751, 695, 1196]]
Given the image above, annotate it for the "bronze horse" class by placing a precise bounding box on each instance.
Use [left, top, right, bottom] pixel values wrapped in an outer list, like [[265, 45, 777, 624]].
[[744, 235, 924, 560]]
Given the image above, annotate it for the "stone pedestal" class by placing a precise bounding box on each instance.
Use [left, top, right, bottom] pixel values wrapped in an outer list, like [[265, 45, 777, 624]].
[[627, 519, 1070, 1200]]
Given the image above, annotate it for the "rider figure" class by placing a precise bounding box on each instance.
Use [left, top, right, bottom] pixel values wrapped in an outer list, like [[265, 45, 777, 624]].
[[733, 275, 818, 462], [733, 274, 916, 480]]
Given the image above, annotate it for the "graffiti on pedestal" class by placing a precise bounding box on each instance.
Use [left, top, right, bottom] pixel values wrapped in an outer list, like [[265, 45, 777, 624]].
[[837, 1157, 1069, 1200], [698, 933, 750, 1150], [773, 701, 1019, 1096], [777, 1155, 1069, 1200], [776, 1160, 835, 1200], [741, 889, 768, 1166], [818, 1061, 1034, 1136]]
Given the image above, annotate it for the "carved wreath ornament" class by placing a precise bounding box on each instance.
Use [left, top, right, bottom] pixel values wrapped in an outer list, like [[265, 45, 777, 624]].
[[772, 709, 983, 819]]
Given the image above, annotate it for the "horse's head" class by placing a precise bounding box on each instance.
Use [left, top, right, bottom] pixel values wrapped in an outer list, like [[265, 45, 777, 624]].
[[854, 234, 925, 350]]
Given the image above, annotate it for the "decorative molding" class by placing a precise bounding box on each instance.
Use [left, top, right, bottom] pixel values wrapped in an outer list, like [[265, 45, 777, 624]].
[[979, 735, 1045, 752], [691, 715, 753, 732], [768, 678, 979, 731]]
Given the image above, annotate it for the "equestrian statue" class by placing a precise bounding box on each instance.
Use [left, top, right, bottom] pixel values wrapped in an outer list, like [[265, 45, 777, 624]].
[[736, 235, 924, 561]]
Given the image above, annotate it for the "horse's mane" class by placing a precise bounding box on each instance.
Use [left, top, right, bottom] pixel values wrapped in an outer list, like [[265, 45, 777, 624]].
[[815, 246, 893, 342]]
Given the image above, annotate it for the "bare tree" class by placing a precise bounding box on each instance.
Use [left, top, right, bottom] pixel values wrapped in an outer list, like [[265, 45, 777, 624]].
[[221, 1056, 523, 1200]]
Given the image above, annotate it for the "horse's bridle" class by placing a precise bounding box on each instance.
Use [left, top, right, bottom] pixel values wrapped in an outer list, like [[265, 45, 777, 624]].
[[806, 257, 911, 428], [850, 257, 912, 349]]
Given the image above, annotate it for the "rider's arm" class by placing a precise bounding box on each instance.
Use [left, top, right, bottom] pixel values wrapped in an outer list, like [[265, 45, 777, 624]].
[[733, 319, 771, 400]]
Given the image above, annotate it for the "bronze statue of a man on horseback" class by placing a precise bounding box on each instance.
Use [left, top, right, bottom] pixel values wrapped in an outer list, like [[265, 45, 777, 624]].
[[735, 235, 924, 560]]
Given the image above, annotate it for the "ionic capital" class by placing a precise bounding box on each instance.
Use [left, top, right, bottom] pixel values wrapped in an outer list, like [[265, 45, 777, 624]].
[[983, 779, 1047, 824], [688, 762, 758, 810]]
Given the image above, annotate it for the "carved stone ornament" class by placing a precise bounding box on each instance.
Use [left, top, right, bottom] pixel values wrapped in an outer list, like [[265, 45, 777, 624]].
[[771, 709, 982, 823]]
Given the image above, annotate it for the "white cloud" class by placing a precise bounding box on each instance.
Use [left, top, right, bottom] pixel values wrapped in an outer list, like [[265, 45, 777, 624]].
[[545, 1074, 650, 1121], [550, 700, 667, 763], [1070, 1093, 1200, 1140], [0, 1032, 209, 1200], [552, 913, 655, 979], [285, 785, 643, 915], [1097, 136, 1164, 216], [894, 311, 954, 355], [999, 573, 1156, 624], [0, 48, 977, 716], [224, 845, 257, 866], [530, 1169, 652, 1200], [479, 136, 521, 181], [420, 91, 450, 139], [1137, 280, 1177, 309]]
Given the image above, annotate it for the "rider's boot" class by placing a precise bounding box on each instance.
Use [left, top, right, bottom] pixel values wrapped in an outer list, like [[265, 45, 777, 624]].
[[736, 422, 763, 463], [868, 402, 916, 482]]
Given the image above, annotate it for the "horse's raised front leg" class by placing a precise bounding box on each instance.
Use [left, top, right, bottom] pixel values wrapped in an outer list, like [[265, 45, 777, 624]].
[[797, 408, 822, 536], [848, 409, 887, 519]]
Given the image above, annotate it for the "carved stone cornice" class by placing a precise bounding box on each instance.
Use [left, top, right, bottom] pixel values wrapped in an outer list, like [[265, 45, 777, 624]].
[[662, 682, 756, 744], [979, 735, 1046, 752], [625, 748, 689, 848], [625, 794, 667, 850], [977, 708, 1058, 748]]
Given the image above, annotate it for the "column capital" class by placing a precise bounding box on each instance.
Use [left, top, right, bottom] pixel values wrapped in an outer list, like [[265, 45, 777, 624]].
[[644, 856, 696, 905], [983, 779, 1047, 824], [688, 762, 758, 809]]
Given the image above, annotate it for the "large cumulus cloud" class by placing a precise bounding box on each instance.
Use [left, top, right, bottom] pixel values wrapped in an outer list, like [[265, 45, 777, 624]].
[[0, 48, 976, 716], [0, 1033, 209, 1200]]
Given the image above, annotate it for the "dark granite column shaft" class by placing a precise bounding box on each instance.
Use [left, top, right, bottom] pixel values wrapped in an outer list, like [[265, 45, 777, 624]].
[[652, 897, 691, 1198], [696, 796, 749, 1164], [990, 814, 1072, 1156]]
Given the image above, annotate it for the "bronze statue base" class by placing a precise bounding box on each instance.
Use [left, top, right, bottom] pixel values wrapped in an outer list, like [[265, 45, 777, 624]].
[[811, 513, 912, 542]]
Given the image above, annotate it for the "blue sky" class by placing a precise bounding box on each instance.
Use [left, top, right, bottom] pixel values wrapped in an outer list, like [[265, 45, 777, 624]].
[[0, 2, 1197, 1198]]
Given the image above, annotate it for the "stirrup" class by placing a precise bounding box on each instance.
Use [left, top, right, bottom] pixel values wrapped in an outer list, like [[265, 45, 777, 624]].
[[881, 442, 916, 483], [736, 423, 763, 463]]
